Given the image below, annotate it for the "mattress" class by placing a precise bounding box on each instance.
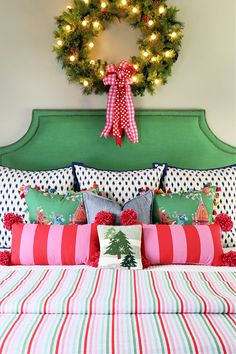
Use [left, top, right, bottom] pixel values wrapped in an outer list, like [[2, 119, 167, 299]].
[[0, 264, 235, 354]]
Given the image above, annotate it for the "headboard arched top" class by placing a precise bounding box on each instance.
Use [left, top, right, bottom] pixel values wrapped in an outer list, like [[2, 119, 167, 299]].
[[0, 110, 235, 171]]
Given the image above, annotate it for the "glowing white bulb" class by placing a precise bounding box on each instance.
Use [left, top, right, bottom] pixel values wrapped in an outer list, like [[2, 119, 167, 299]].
[[170, 31, 177, 39], [83, 80, 89, 87], [66, 5, 72, 10], [154, 78, 160, 85], [100, 70, 105, 76], [150, 33, 157, 40], [133, 64, 138, 70], [132, 76, 138, 83], [101, 2, 107, 8], [83, 0, 89, 3], [148, 20, 154, 27], [93, 21, 100, 29], [151, 56, 157, 62], [65, 25, 71, 31], [82, 20, 88, 27], [69, 55, 75, 62], [158, 5, 166, 14], [57, 39, 63, 46], [90, 60, 95, 65], [165, 50, 172, 58], [89, 42, 94, 48], [132, 7, 138, 13], [143, 51, 149, 58], [121, 0, 127, 5]]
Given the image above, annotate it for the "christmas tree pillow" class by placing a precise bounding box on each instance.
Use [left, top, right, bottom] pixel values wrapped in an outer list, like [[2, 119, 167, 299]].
[[25, 188, 86, 225], [98, 225, 143, 269], [153, 187, 216, 225]]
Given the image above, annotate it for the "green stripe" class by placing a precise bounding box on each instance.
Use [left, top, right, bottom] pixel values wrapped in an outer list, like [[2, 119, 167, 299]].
[[180, 273, 203, 312], [0, 313, 19, 342], [39, 269, 64, 312], [60, 270, 83, 313], [164, 272, 179, 312], [200, 314, 222, 354], [0, 270, 29, 299], [177, 314, 194, 354], [199, 273, 226, 313], [130, 314, 138, 354], [222, 315, 236, 334], [215, 273, 236, 296], [49, 314, 65, 354], [21, 313, 42, 353], [152, 315, 165, 353], [106, 270, 116, 354], [147, 273, 157, 313]]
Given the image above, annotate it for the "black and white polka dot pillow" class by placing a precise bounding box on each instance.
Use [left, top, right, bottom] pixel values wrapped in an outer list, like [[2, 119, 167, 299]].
[[162, 165, 236, 248], [0, 166, 74, 249], [73, 163, 166, 205]]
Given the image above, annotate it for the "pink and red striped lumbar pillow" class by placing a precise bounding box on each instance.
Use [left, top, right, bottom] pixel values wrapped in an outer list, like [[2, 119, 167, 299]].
[[142, 224, 223, 266], [11, 223, 99, 265]]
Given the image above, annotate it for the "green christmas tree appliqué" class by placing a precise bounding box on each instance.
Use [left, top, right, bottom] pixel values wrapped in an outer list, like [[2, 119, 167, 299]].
[[104, 230, 133, 260], [121, 253, 137, 269]]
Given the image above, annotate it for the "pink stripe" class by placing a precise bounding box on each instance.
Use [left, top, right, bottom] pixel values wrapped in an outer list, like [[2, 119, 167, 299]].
[[195, 225, 214, 265], [75, 224, 91, 265], [47, 225, 64, 265], [171, 225, 187, 264], [20, 224, 37, 265], [143, 225, 160, 264]]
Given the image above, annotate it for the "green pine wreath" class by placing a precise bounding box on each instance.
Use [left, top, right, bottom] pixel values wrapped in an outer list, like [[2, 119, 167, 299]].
[[53, 0, 184, 96]]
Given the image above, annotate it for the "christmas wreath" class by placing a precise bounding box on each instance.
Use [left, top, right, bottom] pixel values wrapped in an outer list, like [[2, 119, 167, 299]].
[[53, 0, 184, 96]]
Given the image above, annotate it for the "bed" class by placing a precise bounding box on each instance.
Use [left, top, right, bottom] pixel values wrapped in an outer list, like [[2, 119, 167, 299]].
[[0, 109, 235, 354]]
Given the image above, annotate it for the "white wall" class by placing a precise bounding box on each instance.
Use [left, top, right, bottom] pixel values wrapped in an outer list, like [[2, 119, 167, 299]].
[[0, 0, 235, 147]]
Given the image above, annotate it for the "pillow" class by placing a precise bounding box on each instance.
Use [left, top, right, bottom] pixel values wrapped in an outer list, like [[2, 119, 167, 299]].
[[161, 165, 236, 247], [83, 190, 153, 224], [142, 224, 223, 266], [11, 223, 99, 265], [73, 162, 166, 204], [25, 188, 86, 225], [153, 187, 216, 225], [98, 225, 143, 269], [0, 166, 74, 249]]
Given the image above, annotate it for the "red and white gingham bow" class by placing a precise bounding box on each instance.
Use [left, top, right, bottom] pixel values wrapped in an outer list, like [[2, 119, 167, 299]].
[[100, 60, 139, 146]]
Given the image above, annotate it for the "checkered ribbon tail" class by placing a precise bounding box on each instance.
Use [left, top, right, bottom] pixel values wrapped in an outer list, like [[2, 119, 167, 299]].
[[100, 61, 139, 145]]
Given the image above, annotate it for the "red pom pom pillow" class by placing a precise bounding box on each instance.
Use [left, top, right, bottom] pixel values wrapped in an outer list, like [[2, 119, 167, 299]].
[[11, 223, 99, 266], [143, 224, 223, 266]]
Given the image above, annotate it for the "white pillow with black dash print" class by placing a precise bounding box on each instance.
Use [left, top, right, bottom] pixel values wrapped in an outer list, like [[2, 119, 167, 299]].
[[73, 163, 166, 205], [0, 166, 74, 249], [160, 164, 236, 248]]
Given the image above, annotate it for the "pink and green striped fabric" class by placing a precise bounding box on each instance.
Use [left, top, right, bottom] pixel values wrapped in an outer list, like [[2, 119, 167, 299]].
[[0, 267, 235, 353]]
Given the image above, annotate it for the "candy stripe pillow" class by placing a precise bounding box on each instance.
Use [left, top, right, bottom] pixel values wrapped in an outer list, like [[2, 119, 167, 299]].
[[11, 223, 99, 265], [73, 162, 166, 205], [143, 224, 223, 266], [161, 165, 236, 247], [0, 166, 74, 249]]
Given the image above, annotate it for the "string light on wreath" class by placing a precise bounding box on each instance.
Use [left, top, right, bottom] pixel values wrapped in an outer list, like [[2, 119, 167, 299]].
[[53, 0, 184, 96]]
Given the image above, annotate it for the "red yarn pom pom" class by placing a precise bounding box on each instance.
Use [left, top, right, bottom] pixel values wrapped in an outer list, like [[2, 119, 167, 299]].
[[120, 209, 138, 226], [222, 251, 236, 267], [0, 251, 11, 266], [142, 255, 151, 269], [4, 213, 23, 231], [214, 213, 233, 232], [87, 252, 100, 267], [95, 211, 114, 225]]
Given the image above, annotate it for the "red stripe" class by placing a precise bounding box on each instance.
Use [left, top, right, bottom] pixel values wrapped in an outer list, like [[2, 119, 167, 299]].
[[88, 223, 100, 261], [0, 271, 15, 287], [0, 271, 32, 306], [184, 272, 207, 313], [83, 270, 102, 354], [133, 271, 143, 354], [150, 272, 161, 313], [43, 269, 67, 313], [158, 315, 171, 354], [11, 223, 24, 265], [210, 224, 224, 266], [201, 273, 231, 314], [61, 225, 77, 265], [20, 270, 49, 312], [228, 314, 236, 326], [205, 314, 227, 354], [181, 314, 199, 353], [33, 225, 49, 265], [27, 270, 67, 354], [55, 269, 85, 354], [217, 272, 236, 293], [157, 225, 173, 264], [0, 314, 23, 353], [183, 226, 201, 264], [167, 271, 184, 313], [111, 270, 119, 354]]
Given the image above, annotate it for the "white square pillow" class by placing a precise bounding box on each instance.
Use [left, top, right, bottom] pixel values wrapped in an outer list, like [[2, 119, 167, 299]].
[[0, 166, 74, 249], [161, 165, 236, 248], [98, 225, 143, 269], [73, 163, 166, 205]]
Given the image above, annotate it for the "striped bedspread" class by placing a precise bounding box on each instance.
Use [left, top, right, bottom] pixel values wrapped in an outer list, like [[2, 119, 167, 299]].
[[0, 267, 235, 354]]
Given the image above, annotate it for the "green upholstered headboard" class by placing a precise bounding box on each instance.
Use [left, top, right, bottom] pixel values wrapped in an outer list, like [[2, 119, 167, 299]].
[[0, 110, 235, 170]]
